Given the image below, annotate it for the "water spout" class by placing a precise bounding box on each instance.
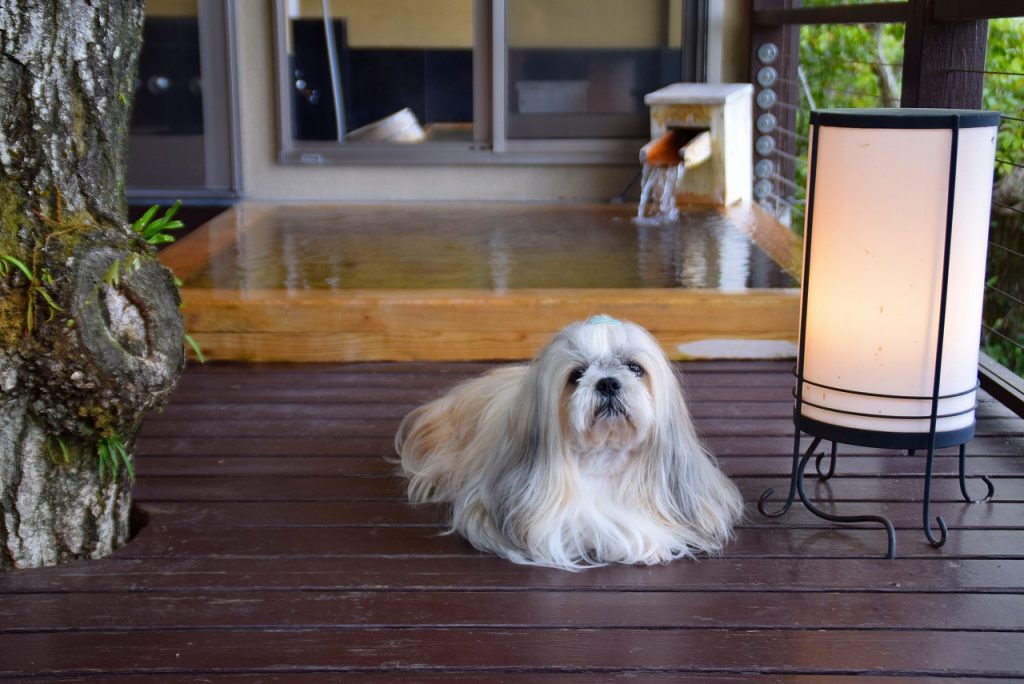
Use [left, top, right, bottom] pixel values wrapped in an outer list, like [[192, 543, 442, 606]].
[[637, 129, 712, 222]]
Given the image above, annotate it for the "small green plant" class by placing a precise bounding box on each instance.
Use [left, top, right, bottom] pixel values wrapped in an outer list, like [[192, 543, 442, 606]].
[[0, 253, 32, 280], [103, 253, 144, 288], [184, 333, 206, 364], [1, 253, 63, 330], [96, 435, 134, 483], [103, 259, 119, 287], [46, 436, 72, 465], [32, 285, 62, 323], [132, 200, 184, 245], [128, 201, 205, 364]]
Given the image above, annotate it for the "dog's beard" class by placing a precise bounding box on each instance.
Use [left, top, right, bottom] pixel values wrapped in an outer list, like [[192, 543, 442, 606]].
[[567, 377, 654, 454], [596, 395, 626, 420]]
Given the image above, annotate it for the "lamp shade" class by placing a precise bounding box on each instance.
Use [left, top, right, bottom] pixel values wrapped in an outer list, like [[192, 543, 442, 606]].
[[797, 109, 999, 448]]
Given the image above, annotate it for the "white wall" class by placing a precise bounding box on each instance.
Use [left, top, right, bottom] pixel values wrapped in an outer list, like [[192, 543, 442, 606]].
[[707, 0, 751, 84], [232, 2, 747, 202]]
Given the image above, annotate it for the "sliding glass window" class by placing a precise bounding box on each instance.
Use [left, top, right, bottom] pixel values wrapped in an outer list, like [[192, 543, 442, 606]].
[[287, 0, 476, 143], [504, 0, 684, 140], [274, 0, 698, 163], [128, 0, 238, 196]]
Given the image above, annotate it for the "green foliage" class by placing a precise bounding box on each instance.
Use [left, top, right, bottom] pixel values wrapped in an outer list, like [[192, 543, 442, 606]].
[[132, 200, 184, 245], [34, 285, 62, 321], [984, 209, 1024, 376], [96, 435, 134, 483], [983, 18, 1024, 181], [980, 18, 1024, 376], [1, 253, 63, 330], [103, 259, 120, 287], [128, 200, 204, 364], [984, 328, 1024, 372], [0, 254, 32, 280], [47, 434, 137, 483], [46, 437, 72, 466], [103, 253, 143, 290], [184, 333, 206, 364]]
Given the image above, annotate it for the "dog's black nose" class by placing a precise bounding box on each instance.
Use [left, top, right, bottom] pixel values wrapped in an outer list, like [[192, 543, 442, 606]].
[[595, 377, 621, 397]]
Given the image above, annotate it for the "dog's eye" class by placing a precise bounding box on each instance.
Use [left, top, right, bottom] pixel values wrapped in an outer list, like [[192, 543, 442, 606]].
[[626, 362, 645, 378], [568, 367, 586, 385]]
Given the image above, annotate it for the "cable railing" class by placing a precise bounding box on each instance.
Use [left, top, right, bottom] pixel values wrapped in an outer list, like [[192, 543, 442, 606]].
[[750, 7, 1024, 413], [984, 99, 1024, 379]]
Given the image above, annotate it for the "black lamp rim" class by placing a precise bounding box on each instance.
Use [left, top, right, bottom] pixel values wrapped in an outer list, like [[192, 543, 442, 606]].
[[797, 395, 977, 421], [811, 108, 999, 129], [794, 413, 975, 450], [794, 372, 980, 402]]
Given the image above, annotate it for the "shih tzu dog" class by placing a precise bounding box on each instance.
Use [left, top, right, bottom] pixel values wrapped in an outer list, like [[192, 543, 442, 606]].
[[395, 316, 743, 570]]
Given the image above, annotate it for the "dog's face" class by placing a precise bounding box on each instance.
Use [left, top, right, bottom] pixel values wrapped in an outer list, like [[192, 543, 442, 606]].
[[541, 318, 666, 453]]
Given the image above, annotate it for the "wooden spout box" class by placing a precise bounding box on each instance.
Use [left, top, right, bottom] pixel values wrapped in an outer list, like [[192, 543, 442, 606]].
[[645, 83, 753, 206]]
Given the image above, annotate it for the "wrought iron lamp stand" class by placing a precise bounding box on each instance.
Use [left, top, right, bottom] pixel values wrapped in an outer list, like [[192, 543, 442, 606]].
[[757, 109, 1000, 559], [758, 415, 995, 559]]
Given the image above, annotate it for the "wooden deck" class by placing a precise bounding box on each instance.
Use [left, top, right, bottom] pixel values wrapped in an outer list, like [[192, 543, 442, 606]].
[[2, 359, 1024, 679]]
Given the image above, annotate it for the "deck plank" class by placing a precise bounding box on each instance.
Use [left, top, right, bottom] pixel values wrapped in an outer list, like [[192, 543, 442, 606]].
[[3, 556, 1022, 593], [95, 499, 1024, 529], [2, 359, 1023, 679], [131, 454, 1024, 479], [1, 628, 1022, 677], [128, 474, 1024, 503], [3, 590, 1022, 631], [114, 524, 1024, 560], [133, 434, 1024, 457]]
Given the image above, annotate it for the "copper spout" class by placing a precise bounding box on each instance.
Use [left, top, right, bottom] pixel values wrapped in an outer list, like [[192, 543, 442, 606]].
[[640, 129, 712, 169], [641, 130, 686, 165]]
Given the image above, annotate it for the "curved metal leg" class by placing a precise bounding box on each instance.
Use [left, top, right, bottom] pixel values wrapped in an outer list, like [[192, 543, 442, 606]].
[[759, 434, 820, 518], [796, 445, 896, 559], [957, 443, 995, 503], [922, 446, 948, 548], [815, 441, 838, 480]]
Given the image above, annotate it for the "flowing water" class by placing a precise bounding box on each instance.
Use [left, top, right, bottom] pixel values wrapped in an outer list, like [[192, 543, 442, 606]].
[[637, 162, 685, 222]]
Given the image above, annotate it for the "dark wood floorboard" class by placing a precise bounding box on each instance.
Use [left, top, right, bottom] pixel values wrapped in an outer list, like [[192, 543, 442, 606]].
[[2, 360, 1023, 680]]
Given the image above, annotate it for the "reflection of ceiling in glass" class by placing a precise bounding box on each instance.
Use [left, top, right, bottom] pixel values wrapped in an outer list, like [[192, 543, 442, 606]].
[[145, 0, 199, 17], [290, 0, 474, 48], [508, 0, 683, 49]]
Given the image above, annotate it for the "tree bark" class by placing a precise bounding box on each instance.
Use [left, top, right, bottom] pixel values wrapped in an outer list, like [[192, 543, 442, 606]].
[[1, 2, 184, 569]]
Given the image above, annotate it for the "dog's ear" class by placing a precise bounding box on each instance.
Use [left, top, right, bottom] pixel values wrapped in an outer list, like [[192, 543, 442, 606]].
[[643, 360, 745, 553], [481, 349, 570, 549]]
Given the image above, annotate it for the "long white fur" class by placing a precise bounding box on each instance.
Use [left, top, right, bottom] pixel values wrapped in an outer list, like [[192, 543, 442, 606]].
[[395, 318, 744, 570]]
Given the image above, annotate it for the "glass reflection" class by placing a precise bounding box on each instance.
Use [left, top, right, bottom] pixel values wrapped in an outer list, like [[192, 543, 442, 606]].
[[183, 205, 796, 292], [286, 0, 475, 142]]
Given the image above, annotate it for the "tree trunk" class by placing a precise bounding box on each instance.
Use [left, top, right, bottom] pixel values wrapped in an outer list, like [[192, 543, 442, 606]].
[[1, 2, 184, 569]]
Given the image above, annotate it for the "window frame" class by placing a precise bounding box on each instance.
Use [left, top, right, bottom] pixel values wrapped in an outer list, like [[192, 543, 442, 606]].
[[127, 0, 242, 200], [272, 0, 703, 165]]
